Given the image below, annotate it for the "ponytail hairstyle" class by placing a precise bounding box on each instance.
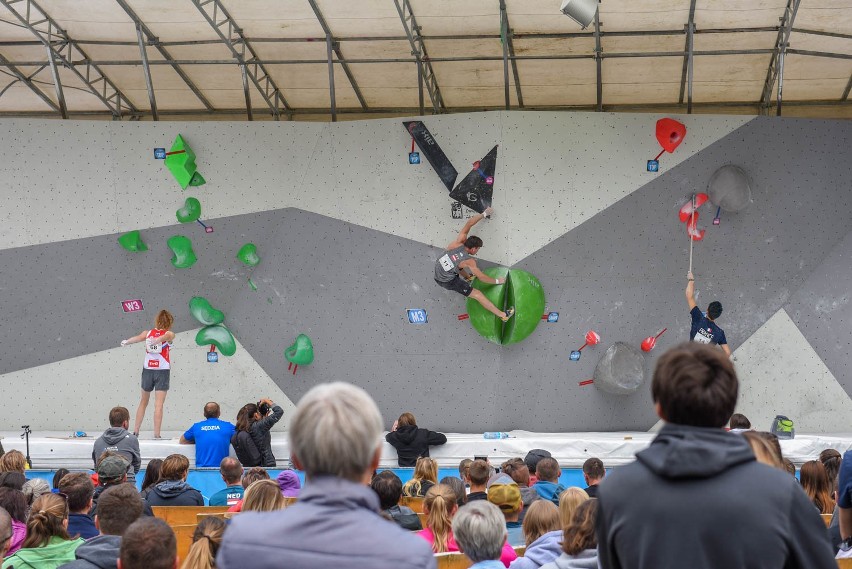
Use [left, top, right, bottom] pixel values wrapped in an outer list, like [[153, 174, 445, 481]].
[[423, 484, 458, 553], [22, 493, 70, 548], [179, 516, 225, 569], [562, 498, 598, 556], [155, 309, 174, 331]]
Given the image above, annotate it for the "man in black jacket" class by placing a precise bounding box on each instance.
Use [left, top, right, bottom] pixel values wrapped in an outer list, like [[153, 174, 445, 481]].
[[596, 342, 836, 569], [385, 412, 447, 467]]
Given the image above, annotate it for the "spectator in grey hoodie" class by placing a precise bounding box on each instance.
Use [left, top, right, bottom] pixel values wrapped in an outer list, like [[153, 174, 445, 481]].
[[92, 408, 140, 475], [596, 342, 837, 569], [60, 483, 144, 569], [217, 382, 436, 569]]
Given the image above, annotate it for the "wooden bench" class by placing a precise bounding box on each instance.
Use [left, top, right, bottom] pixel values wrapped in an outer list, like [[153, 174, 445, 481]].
[[151, 506, 231, 526], [171, 524, 197, 561], [822, 514, 833, 527], [400, 496, 425, 513], [838, 559, 852, 569], [435, 553, 471, 569]]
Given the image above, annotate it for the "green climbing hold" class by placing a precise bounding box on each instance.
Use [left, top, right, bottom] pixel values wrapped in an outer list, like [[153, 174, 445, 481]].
[[164, 134, 204, 190], [285, 334, 314, 366], [196, 324, 236, 357], [189, 172, 206, 186], [237, 243, 260, 267], [465, 267, 509, 345], [176, 197, 201, 223], [117, 230, 147, 252], [167, 235, 197, 269], [466, 267, 545, 345], [189, 296, 224, 326]]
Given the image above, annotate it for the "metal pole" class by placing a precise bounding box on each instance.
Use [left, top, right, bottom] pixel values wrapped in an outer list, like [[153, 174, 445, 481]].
[[500, 0, 510, 110], [777, 43, 786, 116], [417, 62, 424, 115], [326, 33, 337, 122], [594, 8, 602, 112], [241, 63, 253, 121], [45, 44, 67, 119], [136, 22, 158, 121], [687, 22, 694, 114]]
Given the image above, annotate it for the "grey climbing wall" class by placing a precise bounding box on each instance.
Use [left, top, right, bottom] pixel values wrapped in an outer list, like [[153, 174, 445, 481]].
[[0, 113, 850, 433]]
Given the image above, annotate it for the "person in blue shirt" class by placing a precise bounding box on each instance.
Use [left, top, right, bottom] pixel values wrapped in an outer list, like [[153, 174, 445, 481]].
[[208, 457, 245, 507], [180, 402, 236, 467], [686, 271, 732, 358]]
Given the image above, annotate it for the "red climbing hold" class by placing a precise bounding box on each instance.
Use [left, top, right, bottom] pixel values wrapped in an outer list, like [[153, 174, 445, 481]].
[[656, 118, 687, 154]]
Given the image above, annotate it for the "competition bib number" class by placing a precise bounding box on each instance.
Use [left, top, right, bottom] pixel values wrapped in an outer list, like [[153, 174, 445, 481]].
[[439, 254, 455, 272], [146, 337, 163, 354], [693, 329, 713, 344]]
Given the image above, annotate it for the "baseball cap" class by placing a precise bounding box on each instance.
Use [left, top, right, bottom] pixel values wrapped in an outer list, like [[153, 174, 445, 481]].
[[524, 449, 551, 472], [487, 475, 521, 514], [97, 455, 129, 482]]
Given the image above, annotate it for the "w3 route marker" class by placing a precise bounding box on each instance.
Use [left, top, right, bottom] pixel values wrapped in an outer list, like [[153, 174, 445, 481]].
[[121, 299, 144, 313]]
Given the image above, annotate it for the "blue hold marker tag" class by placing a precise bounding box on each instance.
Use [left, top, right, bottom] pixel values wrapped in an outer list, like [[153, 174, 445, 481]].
[[207, 351, 219, 363], [154, 148, 166, 159], [646, 160, 659, 172], [407, 309, 427, 324], [409, 152, 421, 164], [569, 351, 581, 361], [547, 312, 559, 323]]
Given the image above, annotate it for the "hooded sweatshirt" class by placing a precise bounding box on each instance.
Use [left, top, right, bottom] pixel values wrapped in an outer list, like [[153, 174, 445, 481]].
[[1, 536, 84, 569], [144, 480, 204, 507], [533, 480, 565, 506], [277, 470, 301, 497], [249, 404, 284, 468], [539, 550, 598, 569], [596, 422, 837, 569], [91, 428, 140, 475], [59, 535, 121, 569], [509, 530, 562, 569], [385, 425, 447, 467]]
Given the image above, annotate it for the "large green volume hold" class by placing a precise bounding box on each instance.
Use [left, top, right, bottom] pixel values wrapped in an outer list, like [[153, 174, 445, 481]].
[[503, 269, 546, 345], [164, 134, 204, 190], [285, 333, 314, 366], [176, 197, 201, 223], [465, 267, 509, 345], [465, 267, 545, 345], [196, 324, 236, 356], [167, 235, 197, 269]]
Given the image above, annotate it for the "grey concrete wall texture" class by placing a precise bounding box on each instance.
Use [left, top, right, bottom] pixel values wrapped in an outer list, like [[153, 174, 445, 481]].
[[0, 115, 850, 433]]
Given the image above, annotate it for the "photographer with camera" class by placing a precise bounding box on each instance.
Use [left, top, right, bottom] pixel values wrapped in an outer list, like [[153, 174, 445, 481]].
[[232, 399, 283, 468]]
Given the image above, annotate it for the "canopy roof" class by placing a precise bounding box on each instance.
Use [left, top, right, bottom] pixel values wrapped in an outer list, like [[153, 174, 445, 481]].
[[0, 0, 850, 120]]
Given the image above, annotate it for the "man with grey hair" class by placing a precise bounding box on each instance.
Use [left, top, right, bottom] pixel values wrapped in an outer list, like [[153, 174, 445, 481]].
[[217, 382, 436, 569], [0, 506, 12, 558], [453, 501, 508, 569]]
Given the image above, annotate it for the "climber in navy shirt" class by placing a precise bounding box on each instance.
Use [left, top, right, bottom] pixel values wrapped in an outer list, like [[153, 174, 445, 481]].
[[686, 271, 732, 358]]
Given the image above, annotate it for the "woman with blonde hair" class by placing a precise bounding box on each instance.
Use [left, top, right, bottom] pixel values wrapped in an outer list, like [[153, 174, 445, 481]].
[[417, 483, 518, 565], [242, 479, 287, 513], [800, 460, 835, 514], [402, 457, 438, 498], [509, 500, 562, 569], [180, 516, 226, 569], [742, 431, 783, 469], [540, 499, 600, 569], [1, 493, 84, 569], [121, 309, 175, 438], [558, 487, 590, 529]]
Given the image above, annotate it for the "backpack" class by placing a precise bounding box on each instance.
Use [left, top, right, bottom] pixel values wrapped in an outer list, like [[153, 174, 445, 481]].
[[231, 430, 262, 467], [770, 415, 795, 439]]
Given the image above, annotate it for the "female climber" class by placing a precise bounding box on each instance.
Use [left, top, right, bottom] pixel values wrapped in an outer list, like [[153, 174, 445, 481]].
[[120, 309, 176, 439]]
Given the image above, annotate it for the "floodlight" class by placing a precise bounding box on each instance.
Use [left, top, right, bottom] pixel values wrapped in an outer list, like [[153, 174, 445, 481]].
[[560, 0, 598, 29]]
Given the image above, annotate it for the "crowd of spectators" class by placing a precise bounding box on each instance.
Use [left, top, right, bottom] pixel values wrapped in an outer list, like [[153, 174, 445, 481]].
[[0, 343, 849, 569]]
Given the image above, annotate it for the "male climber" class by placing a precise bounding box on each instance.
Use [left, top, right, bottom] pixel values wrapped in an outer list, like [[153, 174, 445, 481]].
[[686, 271, 732, 357], [435, 207, 514, 322]]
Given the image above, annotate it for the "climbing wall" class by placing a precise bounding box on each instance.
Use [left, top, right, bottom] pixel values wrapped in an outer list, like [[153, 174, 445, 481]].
[[0, 113, 850, 433]]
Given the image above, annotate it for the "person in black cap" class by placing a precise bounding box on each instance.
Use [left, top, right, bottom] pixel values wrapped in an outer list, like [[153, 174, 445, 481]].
[[525, 450, 551, 485], [686, 271, 731, 358]]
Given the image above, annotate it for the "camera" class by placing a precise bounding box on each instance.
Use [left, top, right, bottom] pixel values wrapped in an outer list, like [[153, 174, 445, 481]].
[[257, 401, 271, 416]]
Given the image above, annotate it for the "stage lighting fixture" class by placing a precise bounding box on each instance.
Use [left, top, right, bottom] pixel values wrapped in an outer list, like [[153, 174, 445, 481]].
[[559, 0, 599, 29]]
